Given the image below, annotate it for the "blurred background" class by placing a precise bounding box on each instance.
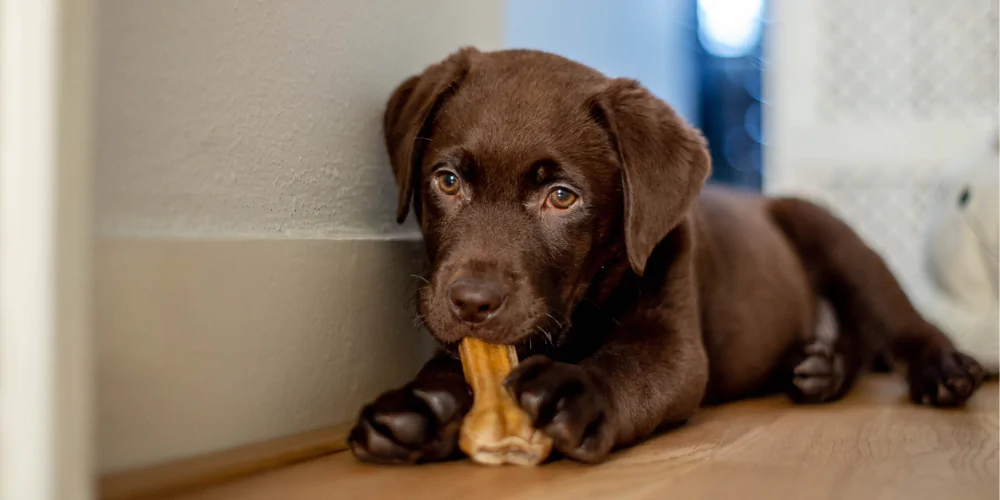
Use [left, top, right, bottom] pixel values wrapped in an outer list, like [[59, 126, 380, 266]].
[[1, 1, 996, 498], [507, 0, 766, 188]]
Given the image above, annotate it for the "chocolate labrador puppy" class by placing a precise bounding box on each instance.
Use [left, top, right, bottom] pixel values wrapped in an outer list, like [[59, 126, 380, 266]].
[[348, 48, 984, 464]]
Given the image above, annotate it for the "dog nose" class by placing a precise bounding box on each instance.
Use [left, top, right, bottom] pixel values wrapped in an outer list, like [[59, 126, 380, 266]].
[[448, 279, 506, 323]]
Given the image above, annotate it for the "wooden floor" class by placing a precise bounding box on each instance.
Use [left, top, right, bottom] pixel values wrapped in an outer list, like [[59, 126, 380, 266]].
[[180, 376, 998, 500]]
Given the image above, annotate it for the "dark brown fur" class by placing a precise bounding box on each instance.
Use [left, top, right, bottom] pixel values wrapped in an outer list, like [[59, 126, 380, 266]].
[[349, 48, 984, 464]]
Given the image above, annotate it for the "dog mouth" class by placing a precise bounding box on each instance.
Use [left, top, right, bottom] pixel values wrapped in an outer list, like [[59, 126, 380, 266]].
[[419, 298, 567, 357], [413, 269, 570, 354], [434, 325, 564, 361], [428, 316, 563, 347]]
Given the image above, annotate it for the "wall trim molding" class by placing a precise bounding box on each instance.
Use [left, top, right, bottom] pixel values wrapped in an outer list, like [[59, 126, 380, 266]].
[[97, 237, 432, 473], [100, 424, 351, 499]]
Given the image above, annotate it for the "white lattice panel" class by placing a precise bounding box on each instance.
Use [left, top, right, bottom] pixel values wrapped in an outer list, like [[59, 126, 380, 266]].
[[766, 0, 999, 304], [820, 0, 998, 122], [787, 167, 943, 297]]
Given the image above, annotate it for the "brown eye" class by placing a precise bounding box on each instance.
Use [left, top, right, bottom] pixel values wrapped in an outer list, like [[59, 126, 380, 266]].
[[547, 187, 578, 209], [435, 172, 461, 195]]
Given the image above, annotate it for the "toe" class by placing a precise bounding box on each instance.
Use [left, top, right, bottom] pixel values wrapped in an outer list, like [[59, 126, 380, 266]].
[[794, 355, 832, 377], [353, 418, 417, 464], [909, 349, 985, 407], [373, 411, 429, 448]]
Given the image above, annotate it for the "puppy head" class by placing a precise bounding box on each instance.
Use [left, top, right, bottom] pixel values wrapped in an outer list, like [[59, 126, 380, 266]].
[[384, 48, 709, 346]]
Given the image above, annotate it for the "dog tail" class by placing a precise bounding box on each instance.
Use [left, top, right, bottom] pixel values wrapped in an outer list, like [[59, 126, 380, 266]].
[[766, 197, 952, 368]]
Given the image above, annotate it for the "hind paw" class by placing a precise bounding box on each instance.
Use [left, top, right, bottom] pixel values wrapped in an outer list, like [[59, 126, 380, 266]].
[[788, 341, 848, 404], [908, 346, 985, 407]]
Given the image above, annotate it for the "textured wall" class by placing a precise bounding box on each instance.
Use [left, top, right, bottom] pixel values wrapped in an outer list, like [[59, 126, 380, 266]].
[[95, 0, 502, 472], [97, 0, 503, 238]]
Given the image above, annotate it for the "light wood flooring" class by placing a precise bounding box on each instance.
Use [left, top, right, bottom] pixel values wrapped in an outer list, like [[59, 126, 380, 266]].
[[178, 376, 999, 500]]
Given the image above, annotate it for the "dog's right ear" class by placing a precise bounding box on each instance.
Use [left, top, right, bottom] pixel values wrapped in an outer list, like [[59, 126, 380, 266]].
[[384, 48, 477, 224]]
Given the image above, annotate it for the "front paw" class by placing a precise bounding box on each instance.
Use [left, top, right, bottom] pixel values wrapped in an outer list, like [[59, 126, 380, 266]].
[[504, 356, 615, 463], [348, 377, 472, 464], [908, 345, 985, 407]]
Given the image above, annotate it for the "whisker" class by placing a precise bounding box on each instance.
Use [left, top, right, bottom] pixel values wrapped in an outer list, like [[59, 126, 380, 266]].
[[585, 297, 622, 327], [412, 314, 427, 329], [536, 326, 553, 345], [545, 313, 564, 330], [410, 274, 430, 284], [404, 290, 419, 308]]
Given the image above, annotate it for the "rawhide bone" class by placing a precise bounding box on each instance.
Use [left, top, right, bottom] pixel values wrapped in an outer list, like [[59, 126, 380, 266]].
[[458, 337, 553, 465]]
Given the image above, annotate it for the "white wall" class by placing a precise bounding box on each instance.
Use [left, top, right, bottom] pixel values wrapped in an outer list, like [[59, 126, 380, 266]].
[[96, 0, 503, 473], [505, 0, 699, 124]]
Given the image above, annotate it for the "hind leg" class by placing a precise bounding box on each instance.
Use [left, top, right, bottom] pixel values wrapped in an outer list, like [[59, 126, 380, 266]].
[[770, 196, 985, 407], [785, 299, 863, 404]]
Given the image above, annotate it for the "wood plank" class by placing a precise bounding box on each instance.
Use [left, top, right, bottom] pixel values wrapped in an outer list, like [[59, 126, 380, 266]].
[[179, 376, 999, 500]]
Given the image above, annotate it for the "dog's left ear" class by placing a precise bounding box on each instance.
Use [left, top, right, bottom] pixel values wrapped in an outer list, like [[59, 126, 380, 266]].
[[590, 78, 711, 275]]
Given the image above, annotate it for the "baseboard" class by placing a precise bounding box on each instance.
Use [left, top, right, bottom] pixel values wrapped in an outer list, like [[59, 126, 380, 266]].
[[99, 423, 352, 499], [96, 237, 434, 473]]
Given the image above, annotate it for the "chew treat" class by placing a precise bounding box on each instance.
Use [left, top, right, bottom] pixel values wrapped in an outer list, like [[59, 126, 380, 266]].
[[458, 337, 553, 465]]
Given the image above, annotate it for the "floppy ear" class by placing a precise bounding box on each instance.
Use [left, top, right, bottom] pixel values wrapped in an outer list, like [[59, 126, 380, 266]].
[[591, 78, 711, 276], [384, 47, 477, 224]]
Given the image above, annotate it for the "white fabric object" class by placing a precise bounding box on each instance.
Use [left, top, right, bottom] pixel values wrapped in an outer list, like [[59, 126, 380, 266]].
[[918, 135, 999, 372]]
